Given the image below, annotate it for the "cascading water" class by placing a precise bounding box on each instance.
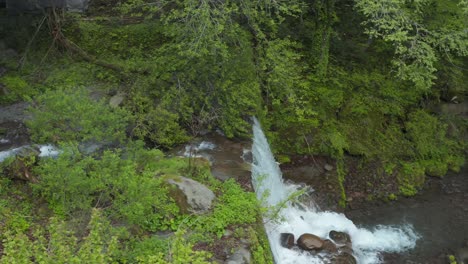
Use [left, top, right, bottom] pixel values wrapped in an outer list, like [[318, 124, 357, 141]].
[[251, 118, 419, 264]]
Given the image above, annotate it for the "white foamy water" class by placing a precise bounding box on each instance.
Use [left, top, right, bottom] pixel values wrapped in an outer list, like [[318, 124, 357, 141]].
[[0, 144, 60, 162], [183, 141, 216, 157], [0, 146, 23, 162], [251, 118, 419, 264]]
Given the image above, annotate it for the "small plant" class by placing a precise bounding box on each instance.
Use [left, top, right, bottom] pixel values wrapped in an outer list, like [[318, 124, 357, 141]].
[[26, 86, 130, 144], [387, 193, 397, 201], [448, 254, 457, 264]]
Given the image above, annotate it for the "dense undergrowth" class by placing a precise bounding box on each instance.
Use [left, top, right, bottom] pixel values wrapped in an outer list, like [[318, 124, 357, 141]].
[[0, 0, 467, 262]]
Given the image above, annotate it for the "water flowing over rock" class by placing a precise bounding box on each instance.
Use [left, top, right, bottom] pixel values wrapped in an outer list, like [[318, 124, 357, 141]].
[[280, 233, 295, 249], [329, 230, 352, 245], [250, 117, 419, 264], [167, 176, 215, 213]]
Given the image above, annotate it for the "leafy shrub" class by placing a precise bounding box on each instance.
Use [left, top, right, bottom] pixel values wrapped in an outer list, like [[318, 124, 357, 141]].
[[33, 143, 182, 231], [197, 179, 258, 237], [26, 86, 130, 144], [0, 75, 36, 104], [127, 92, 190, 148], [33, 146, 98, 216], [136, 230, 211, 264], [0, 209, 121, 264], [397, 161, 425, 196]]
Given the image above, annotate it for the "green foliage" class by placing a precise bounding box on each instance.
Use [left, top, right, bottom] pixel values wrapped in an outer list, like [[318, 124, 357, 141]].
[[196, 179, 259, 237], [32, 146, 97, 216], [32, 143, 182, 231], [127, 91, 190, 148], [165, 230, 211, 264], [0, 209, 121, 264], [397, 161, 426, 196], [248, 226, 274, 264], [126, 236, 170, 263], [0, 75, 36, 104], [406, 110, 465, 176], [26, 87, 130, 144], [448, 254, 458, 264], [355, 0, 467, 91], [0, 231, 34, 264], [136, 230, 211, 264], [337, 159, 347, 207]]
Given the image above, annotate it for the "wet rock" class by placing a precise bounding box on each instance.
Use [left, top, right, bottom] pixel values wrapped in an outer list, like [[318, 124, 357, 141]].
[[297, 233, 324, 251], [329, 230, 352, 245], [332, 252, 357, 264], [167, 176, 215, 213], [338, 244, 354, 255], [280, 233, 295, 249], [225, 247, 251, 264], [322, 239, 338, 253]]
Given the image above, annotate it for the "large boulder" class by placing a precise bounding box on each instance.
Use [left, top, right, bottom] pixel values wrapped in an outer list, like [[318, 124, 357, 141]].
[[297, 233, 324, 251], [280, 233, 295, 249], [167, 176, 215, 214]]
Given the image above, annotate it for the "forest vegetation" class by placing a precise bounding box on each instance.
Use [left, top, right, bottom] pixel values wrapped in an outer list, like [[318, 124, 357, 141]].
[[0, 0, 466, 262]]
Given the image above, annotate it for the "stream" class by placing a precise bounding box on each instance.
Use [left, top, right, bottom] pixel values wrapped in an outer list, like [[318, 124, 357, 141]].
[[250, 118, 419, 264], [1, 114, 466, 263]]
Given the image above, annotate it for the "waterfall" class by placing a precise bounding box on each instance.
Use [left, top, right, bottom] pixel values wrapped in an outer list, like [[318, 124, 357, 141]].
[[251, 118, 419, 264]]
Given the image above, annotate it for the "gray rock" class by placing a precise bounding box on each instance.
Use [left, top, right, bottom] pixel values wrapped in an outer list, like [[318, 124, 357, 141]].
[[109, 93, 125, 108], [168, 176, 215, 213], [225, 247, 251, 264]]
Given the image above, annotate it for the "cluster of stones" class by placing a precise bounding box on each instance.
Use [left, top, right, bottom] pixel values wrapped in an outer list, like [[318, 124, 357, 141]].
[[280, 231, 357, 264]]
